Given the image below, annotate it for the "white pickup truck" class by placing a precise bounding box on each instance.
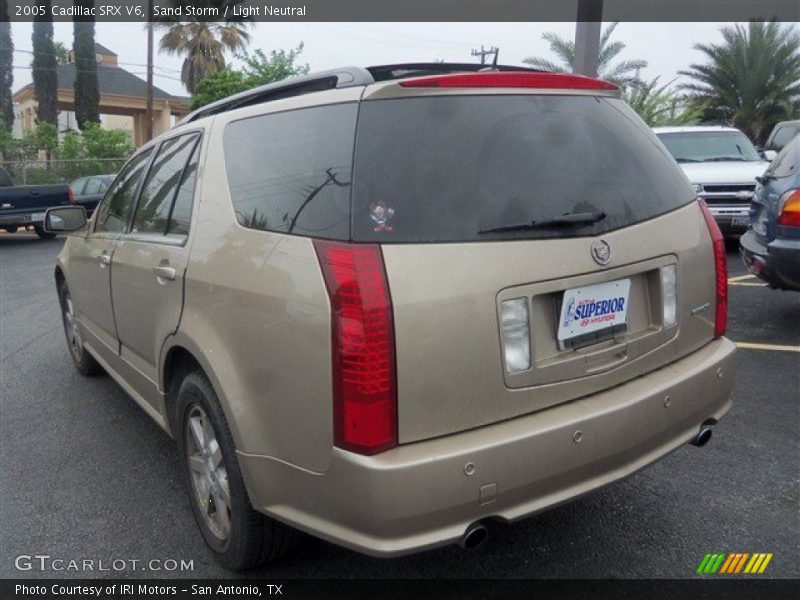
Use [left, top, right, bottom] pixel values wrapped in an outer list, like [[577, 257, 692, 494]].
[[653, 126, 769, 237]]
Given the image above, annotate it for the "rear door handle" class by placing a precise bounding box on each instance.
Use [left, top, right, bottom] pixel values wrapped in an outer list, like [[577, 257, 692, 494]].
[[96, 253, 111, 267], [153, 265, 176, 281]]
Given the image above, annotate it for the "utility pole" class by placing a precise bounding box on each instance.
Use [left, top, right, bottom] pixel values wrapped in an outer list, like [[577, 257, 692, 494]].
[[145, 1, 154, 142], [471, 45, 499, 65], [573, 0, 603, 77]]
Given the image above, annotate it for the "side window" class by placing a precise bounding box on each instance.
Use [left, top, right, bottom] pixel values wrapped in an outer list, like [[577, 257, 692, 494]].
[[167, 142, 200, 237], [94, 149, 153, 234], [132, 134, 200, 235], [771, 125, 799, 150], [223, 103, 357, 240], [70, 178, 87, 195], [768, 136, 799, 179], [83, 177, 102, 195]]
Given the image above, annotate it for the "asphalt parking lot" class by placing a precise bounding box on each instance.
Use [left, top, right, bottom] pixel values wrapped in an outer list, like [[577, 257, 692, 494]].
[[0, 232, 798, 580]]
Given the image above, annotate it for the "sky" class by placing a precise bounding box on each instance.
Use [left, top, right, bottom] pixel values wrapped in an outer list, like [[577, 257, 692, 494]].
[[8, 22, 798, 97]]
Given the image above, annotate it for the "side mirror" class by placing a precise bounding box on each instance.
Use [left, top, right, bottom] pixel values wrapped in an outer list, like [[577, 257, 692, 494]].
[[763, 149, 777, 162], [44, 206, 87, 234]]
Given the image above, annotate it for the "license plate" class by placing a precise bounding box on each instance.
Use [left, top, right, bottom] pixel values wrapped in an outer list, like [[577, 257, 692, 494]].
[[731, 216, 749, 227], [30, 212, 45, 222], [558, 279, 631, 342]]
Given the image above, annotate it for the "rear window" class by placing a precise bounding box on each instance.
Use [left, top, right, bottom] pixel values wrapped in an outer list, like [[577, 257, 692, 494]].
[[351, 95, 694, 242]]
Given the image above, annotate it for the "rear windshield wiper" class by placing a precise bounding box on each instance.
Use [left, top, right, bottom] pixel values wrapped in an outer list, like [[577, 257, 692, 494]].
[[478, 211, 607, 234]]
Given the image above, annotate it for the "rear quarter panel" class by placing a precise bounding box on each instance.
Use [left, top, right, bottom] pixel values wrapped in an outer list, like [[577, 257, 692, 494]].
[[174, 104, 342, 473]]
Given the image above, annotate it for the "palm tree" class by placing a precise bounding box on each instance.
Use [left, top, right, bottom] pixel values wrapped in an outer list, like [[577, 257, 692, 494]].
[[523, 22, 647, 88], [159, 21, 250, 94], [625, 77, 701, 127], [680, 21, 800, 144]]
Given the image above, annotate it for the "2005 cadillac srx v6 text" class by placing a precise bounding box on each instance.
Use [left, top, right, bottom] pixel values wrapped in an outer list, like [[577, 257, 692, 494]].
[[46, 63, 735, 570]]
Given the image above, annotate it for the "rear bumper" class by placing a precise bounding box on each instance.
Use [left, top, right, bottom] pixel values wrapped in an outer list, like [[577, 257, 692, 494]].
[[239, 338, 736, 557], [0, 212, 43, 228], [740, 229, 800, 291]]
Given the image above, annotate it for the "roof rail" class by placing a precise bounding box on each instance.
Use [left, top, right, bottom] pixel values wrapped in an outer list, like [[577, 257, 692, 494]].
[[180, 66, 374, 124], [180, 63, 546, 124]]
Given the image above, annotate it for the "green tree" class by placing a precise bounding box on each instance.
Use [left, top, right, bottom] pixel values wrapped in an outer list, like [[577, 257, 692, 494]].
[[80, 122, 134, 159], [523, 22, 647, 88], [680, 21, 800, 144], [31, 1, 59, 126], [53, 41, 69, 65], [73, 1, 101, 129], [191, 68, 248, 109], [159, 20, 250, 94], [626, 78, 701, 127], [191, 43, 310, 109], [0, 6, 13, 132]]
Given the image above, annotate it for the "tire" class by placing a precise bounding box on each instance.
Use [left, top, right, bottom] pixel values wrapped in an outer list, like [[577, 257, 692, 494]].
[[34, 224, 56, 240], [59, 283, 103, 376], [3, 226, 17, 233], [176, 371, 296, 570]]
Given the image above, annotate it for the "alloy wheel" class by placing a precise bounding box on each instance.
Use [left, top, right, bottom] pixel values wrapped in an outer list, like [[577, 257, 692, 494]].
[[185, 405, 232, 541]]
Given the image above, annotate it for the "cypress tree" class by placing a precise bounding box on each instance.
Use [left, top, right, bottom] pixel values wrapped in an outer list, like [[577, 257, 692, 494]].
[[31, 0, 59, 125], [73, 0, 100, 129], [0, 4, 14, 132]]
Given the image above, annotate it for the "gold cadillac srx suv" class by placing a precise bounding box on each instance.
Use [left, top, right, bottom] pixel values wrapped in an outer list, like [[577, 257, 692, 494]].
[[46, 64, 736, 569]]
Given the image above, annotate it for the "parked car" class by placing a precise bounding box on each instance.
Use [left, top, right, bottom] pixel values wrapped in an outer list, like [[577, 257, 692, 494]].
[[763, 120, 800, 160], [70, 174, 114, 219], [48, 64, 736, 570], [0, 165, 74, 238], [653, 126, 769, 237], [740, 134, 800, 291]]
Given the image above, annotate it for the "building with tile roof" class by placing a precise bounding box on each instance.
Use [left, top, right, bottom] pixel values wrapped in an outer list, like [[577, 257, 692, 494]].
[[12, 43, 190, 146]]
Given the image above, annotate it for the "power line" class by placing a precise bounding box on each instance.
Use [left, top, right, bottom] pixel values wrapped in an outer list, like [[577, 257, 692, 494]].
[[335, 23, 478, 48], [12, 63, 184, 83], [13, 48, 183, 74]]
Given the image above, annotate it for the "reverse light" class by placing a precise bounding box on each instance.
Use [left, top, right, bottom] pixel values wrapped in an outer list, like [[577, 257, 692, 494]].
[[660, 265, 677, 328], [777, 189, 800, 227], [313, 240, 397, 455], [698, 199, 727, 338], [398, 71, 619, 92], [501, 298, 531, 373]]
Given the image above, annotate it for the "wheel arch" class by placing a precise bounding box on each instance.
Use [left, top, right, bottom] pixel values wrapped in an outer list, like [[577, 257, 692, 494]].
[[160, 335, 241, 447]]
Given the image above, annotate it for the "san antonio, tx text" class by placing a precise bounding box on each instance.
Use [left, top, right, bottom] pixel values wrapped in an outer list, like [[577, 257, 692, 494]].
[[16, 584, 281, 596]]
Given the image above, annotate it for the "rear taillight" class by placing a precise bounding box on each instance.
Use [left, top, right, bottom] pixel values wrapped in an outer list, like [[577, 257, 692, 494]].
[[777, 189, 800, 227], [68, 186, 75, 204], [314, 240, 397, 455], [698, 199, 727, 338], [398, 71, 619, 91]]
